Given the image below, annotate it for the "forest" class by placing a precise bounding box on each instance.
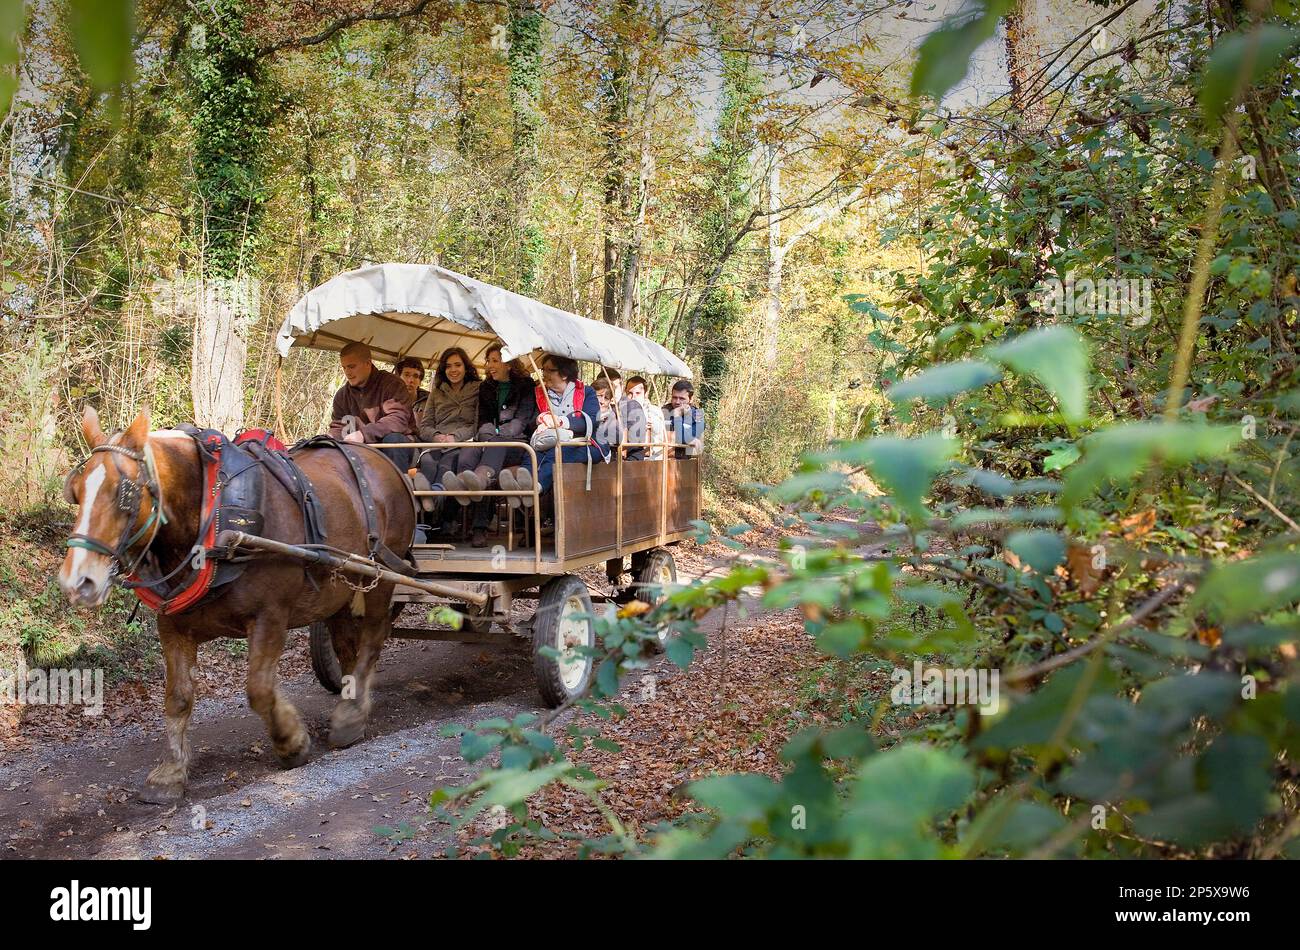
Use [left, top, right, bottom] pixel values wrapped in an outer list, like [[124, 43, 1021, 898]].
[[1, 0, 1300, 864]]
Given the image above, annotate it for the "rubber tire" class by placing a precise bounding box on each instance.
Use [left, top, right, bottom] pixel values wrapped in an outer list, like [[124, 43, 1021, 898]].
[[309, 621, 344, 694], [634, 548, 677, 653], [532, 574, 596, 708]]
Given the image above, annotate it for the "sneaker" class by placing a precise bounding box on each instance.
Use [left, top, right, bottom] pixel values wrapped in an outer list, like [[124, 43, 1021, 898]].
[[471, 527, 488, 548], [410, 471, 435, 512], [498, 468, 521, 510], [458, 469, 484, 504], [442, 471, 472, 507]]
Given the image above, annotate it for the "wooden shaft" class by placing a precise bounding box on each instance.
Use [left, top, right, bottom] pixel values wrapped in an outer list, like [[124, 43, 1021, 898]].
[[218, 531, 489, 606]]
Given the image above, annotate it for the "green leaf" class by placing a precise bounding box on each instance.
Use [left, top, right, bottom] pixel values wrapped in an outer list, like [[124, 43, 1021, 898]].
[[768, 470, 847, 503], [975, 664, 1118, 751], [972, 799, 1067, 853], [689, 774, 782, 822], [813, 434, 957, 521], [480, 762, 572, 808], [665, 634, 695, 668], [0, 0, 26, 117], [1060, 423, 1240, 511], [1005, 530, 1066, 574], [460, 731, 503, 763], [1222, 622, 1300, 649], [985, 326, 1089, 422], [1139, 672, 1240, 727], [1193, 553, 1300, 624], [850, 744, 973, 823], [1042, 444, 1080, 472], [69, 0, 134, 92], [1199, 25, 1300, 123], [911, 0, 1013, 102], [887, 359, 1002, 404]]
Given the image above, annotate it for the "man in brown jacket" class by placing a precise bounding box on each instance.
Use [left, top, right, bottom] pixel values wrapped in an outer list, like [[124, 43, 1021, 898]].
[[328, 341, 416, 470]]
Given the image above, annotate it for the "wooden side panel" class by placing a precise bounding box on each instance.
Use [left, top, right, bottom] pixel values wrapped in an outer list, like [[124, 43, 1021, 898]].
[[621, 461, 664, 544], [560, 461, 617, 557], [668, 458, 700, 533]]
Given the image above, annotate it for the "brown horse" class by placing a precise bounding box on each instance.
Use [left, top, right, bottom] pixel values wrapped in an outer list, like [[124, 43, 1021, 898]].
[[58, 406, 415, 804]]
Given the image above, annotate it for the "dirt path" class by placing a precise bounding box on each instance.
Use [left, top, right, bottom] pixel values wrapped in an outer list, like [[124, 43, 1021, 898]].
[[0, 542, 771, 860]]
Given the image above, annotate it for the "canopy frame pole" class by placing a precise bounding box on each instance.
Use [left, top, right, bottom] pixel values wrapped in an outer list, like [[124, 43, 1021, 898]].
[[600, 365, 625, 558], [274, 357, 288, 442], [525, 353, 551, 565]]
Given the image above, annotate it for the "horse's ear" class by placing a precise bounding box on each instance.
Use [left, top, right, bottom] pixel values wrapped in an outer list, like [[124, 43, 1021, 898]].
[[81, 405, 106, 448], [123, 407, 151, 448]]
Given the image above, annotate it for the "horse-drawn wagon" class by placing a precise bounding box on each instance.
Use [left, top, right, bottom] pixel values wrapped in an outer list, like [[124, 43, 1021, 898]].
[[58, 262, 699, 801], [273, 263, 701, 706]]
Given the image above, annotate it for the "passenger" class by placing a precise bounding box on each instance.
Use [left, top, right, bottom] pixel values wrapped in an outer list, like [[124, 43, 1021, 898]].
[[328, 341, 416, 471], [663, 379, 705, 458], [443, 343, 539, 547], [393, 356, 430, 418], [501, 355, 606, 513], [413, 347, 481, 515], [592, 377, 618, 447], [626, 375, 667, 461], [596, 368, 647, 461]]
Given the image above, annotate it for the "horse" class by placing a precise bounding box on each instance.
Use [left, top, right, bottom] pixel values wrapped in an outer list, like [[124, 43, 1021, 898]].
[[58, 405, 415, 804]]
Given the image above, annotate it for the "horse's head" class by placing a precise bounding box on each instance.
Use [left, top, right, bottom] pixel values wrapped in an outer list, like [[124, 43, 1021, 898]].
[[59, 406, 161, 607]]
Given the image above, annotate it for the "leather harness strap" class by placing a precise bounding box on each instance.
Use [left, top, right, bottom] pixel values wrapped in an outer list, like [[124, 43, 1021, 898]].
[[292, 436, 416, 577]]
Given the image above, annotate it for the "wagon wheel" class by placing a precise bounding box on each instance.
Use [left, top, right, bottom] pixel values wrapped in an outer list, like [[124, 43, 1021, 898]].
[[532, 574, 596, 708], [633, 548, 677, 654], [309, 621, 344, 694]]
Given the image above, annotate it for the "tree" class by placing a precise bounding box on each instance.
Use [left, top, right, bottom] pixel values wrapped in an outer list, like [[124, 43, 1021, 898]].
[[507, 0, 545, 295], [184, 0, 269, 434]]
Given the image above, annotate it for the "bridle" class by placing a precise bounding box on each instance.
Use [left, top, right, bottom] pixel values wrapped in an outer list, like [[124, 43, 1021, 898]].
[[65, 440, 168, 579]]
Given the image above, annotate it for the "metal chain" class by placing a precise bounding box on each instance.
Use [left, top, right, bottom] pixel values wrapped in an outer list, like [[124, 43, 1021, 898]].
[[331, 562, 382, 594]]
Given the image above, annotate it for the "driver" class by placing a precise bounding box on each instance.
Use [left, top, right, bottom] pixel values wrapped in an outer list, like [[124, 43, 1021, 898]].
[[328, 342, 416, 471]]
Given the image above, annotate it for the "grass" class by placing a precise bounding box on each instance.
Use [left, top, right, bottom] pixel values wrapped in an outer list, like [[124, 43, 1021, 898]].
[[0, 505, 159, 682]]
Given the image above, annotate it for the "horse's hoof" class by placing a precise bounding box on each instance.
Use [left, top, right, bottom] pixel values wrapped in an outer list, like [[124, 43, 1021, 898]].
[[328, 711, 366, 749], [139, 781, 184, 805], [277, 733, 311, 769]]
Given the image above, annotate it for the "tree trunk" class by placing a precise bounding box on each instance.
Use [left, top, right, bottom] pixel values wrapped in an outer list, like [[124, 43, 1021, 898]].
[[1003, 0, 1050, 133], [185, 0, 267, 434], [764, 146, 782, 366], [190, 278, 251, 435], [507, 0, 545, 295], [600, 0, 636, 326]]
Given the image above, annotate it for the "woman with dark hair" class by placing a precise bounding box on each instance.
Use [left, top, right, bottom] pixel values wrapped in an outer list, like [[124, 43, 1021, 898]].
[[442, 342, 538, 546], [412, 347, 481, 516]]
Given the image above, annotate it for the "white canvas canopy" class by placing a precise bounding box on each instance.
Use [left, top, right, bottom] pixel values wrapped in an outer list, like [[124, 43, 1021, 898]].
[[276, 262, 692, 378]]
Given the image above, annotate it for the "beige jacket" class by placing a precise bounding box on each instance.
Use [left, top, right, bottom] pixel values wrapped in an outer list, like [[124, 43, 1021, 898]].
[[419, 380, 480, 443]]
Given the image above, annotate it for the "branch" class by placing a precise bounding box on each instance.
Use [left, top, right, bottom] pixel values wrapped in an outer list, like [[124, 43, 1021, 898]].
[[780, 184, 863, 255], [1230, 474, 1300, 533], [255, 0, 478, 57], [1004, 580, 1188, 685]]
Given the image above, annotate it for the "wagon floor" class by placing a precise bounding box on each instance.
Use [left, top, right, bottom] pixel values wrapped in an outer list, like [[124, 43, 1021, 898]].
[[411, 540, 555, 567]]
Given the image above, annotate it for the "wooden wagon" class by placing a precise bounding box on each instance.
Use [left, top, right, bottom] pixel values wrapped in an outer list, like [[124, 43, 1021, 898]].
[[272, 263, 701, 705]]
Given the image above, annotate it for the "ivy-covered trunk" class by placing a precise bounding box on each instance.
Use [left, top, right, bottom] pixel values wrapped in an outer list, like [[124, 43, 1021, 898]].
[[686, 45, 759, 409], [183, 0, 268, 434], [507, 0, 544, 296]]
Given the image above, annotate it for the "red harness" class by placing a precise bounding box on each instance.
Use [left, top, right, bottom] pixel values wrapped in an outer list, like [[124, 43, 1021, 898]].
[[129, 429, 283, 616]]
